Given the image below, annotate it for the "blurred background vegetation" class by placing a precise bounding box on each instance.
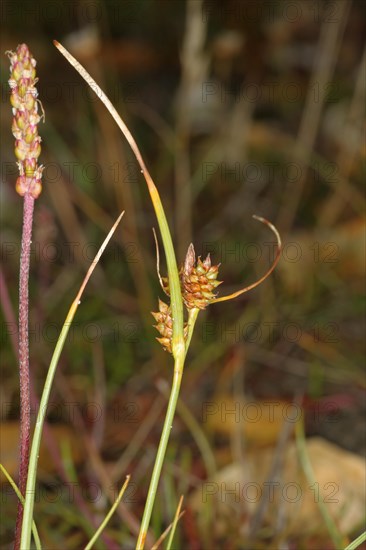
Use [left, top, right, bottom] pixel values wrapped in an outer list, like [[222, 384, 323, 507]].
[[1, 0, 365, 548]]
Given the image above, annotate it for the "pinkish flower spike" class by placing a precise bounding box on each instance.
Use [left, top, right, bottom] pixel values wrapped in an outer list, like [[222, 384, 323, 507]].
[[8, 44, 44, 198]]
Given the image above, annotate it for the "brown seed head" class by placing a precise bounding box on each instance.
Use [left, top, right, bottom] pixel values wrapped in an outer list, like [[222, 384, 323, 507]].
[[152, 298, 188, 353], [151, 299, 174, 353], [181, 244, 222, 309]]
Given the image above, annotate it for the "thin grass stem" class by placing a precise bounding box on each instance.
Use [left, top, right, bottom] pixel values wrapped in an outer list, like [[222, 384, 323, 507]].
[[135, 355, 184, 549], [0, 464, 41, 550], [84, 476, 131, 550], [344, 532, 366, 550]]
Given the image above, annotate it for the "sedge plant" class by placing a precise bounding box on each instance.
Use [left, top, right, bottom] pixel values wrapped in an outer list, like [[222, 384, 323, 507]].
[[7, 42, 281, 549], [53, 41, 282, 549]]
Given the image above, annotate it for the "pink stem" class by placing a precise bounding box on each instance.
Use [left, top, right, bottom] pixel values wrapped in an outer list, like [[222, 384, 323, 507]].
[[14, 191, 35, 550]]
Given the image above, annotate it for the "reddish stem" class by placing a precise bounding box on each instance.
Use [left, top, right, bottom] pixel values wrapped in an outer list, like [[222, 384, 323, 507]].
[[14, 192, 35, 550]]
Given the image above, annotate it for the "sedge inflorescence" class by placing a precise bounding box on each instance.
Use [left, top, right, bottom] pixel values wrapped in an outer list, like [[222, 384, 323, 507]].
[[181, 244, 222, 310], [152, 244, 221, 353], [7, 43, 44, 199]]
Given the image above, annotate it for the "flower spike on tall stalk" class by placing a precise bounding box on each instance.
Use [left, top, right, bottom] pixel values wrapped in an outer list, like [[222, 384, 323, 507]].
[[7, 43, 44, 550]]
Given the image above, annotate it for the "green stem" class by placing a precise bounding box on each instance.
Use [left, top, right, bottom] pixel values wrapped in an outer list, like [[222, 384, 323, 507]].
[[136, 355, 185, 550], [136, 309, 200, 548], [166, 495, 184, 550], [0, 464, 41, 550], [20, 307, 77, 549], [84, 475, 130, 550], [344, 532, 366, 550]]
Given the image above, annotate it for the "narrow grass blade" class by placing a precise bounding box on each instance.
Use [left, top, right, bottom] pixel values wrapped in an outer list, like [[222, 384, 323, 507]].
[[166, 495, 184, 550], [157, 379, 216, 478], [150, 496, 185, 550], [20, 212, 124, 550], [344, 532, 366, 550], [84, 475, 131, 550], [0, 464, 42, 550]]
